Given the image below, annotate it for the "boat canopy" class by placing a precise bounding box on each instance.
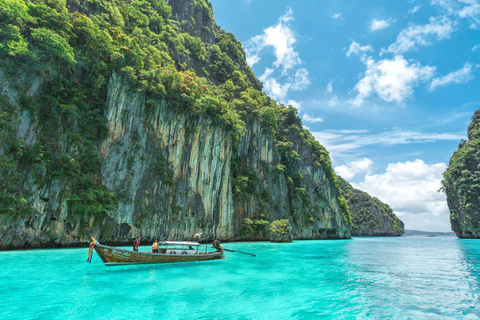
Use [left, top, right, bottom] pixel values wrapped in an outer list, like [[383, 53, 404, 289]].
[[161, 241, 201, 246]]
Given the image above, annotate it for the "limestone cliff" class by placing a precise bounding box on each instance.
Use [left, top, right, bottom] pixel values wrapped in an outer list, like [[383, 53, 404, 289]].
[[0, 0, 350, 249], [338, 177, 404, 236], [442, 108, 480, 238]]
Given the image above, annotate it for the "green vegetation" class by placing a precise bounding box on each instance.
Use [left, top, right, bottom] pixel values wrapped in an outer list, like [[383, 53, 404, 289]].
[[269, 219, 292, 240], [337, 196, 352, 226], [0, 0, 259, 217], [442, 108, 480, 237], [0, 0, 350, 238], [154, 148, 174, 185], [240, 216, 269, 238], [338, 176, 403, 235], [273, 106, 351, 225], [0, 97, 37, 215]]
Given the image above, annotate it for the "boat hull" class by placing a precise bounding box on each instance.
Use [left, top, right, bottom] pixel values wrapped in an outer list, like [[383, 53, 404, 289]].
[[94, 244, 224, 266]]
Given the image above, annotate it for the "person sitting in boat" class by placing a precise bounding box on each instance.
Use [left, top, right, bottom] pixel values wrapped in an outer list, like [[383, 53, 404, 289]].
[[133, 236, 141, 252], [152, 240, 159, 253]]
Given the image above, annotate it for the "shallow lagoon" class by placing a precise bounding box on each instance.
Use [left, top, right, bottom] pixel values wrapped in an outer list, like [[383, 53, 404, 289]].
[[1, 237, 479, 319]]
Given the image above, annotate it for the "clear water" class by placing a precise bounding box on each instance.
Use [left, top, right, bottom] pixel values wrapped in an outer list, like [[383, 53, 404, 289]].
[[1, 237, 479, 319]]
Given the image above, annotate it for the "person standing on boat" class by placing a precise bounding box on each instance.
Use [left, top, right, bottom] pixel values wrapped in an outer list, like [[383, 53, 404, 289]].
[[152, 240, 159, 253], [87, 237, 98, 263], [212, 239, 223, 252], [133, 236, 141, 251]]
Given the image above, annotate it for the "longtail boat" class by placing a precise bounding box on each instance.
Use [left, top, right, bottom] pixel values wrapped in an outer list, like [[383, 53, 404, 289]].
[[84, 230, 224, 266]]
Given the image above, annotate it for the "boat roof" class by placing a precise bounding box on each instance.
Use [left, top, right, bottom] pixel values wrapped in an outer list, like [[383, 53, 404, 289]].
[[161, 241, 201, 246]]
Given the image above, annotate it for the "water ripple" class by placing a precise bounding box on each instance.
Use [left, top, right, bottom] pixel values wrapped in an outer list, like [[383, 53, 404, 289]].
[[0, 238, 479, 319]]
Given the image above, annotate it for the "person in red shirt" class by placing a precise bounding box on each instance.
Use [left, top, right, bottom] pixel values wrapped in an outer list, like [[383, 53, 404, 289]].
[[133, 236, 141, 251]]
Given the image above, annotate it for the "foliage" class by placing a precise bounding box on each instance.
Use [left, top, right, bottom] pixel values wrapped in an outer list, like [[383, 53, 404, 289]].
[[0, 152, 31, 215], [31, 28, 76, 65], [0, 97, 36, 215], [338, 176, 403, 234], [467, 108, 480, 140], [240, 217, 270, 238], [337, 196, 352, 225], [0, 0, 350, 237], [442, 108, 480, 236], [232, 162, 258, 200], [154, 148, 174, 185], [269, 219, 291, 237]]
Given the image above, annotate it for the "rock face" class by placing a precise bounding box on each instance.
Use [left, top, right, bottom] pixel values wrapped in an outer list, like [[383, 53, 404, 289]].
[[442, 108, 480, 238], [0, 0, 350, 249], [166, 0, 216, 44], [338, 177, 404, 236]]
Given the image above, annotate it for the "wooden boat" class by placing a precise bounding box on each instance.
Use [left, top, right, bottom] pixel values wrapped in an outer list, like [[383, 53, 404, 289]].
[[85, 231, 224, 266]]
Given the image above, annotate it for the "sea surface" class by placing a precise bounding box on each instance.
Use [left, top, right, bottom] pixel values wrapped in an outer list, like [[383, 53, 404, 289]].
[[1, 237, 479, 319]]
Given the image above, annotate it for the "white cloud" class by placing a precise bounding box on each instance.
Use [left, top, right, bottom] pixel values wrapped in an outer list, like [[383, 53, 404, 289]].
[[326, 81, 333, 93], [246, 54, 261, 67], [346, 41, 374, 58], [335, 129, 370, 134], [291, 68, 310, 90], [387, 16, 455, 54], [473, 44, 480, 51], [370, 19, 391, 31], [409, 5, 422, 14], [430, 62, 478, 90], [352, 159, 450, 232], [245, 9, 309, 102], [328, 96, 339, 106], [302, 113, 324, 123], [434, 108, 476, 125], [259, 68, 288, 100], [312, 129, 464, 158], [244, 8, 300, 71], [458, 0, 480, 22], [432, 0, 480, 23], [350, 55, 435, 107], [331, 13, 341, 19], [335, 158, 373, 179], [288, 100, 302, 111], [431, 0, 457, 15], [259, 67, 310, 101]]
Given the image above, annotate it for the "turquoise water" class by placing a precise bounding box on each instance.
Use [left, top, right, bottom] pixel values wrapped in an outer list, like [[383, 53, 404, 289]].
[[1, 237, 479, 319]]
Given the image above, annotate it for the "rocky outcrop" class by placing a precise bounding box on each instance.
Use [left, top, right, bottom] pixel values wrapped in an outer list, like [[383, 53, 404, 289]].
[[442, 108, 480, 238], [0, 0, 350, 249], [338, 177, 404, 236], [232, 116, 350, 240], [0, 69, 350, 249], [167, 0, 216, 44]]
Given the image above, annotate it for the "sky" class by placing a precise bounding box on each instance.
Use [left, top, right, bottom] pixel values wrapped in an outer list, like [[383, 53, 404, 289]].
[[209, 0, 480, 232]]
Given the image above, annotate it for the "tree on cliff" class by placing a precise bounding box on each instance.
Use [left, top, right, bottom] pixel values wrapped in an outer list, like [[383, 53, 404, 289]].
[[442, 108, 480, 238], [0, 0, 352, 248], [338, 177, 404, 236]]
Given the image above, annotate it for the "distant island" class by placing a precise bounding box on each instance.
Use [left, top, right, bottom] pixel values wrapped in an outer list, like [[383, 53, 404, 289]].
[[404, 230, 456, 237], [338, 177, 404, 236]]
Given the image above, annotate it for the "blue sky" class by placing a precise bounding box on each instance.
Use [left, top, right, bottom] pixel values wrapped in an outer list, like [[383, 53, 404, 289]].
[[209, 0, 480, 232]]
